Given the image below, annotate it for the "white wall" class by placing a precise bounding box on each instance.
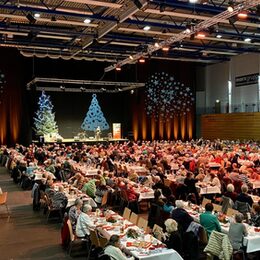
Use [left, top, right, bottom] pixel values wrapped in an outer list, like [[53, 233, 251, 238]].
[[196, 53, 260, 114]]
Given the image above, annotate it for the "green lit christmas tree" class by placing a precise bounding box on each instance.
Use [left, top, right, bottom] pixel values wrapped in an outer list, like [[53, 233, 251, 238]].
[[34, 91, 58, 136]]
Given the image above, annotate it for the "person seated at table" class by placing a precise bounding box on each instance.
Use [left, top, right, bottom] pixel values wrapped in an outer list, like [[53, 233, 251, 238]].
[[44, 159, 56, 174], [195, 168, 205, 182], [128, 170, 138, 182], [152, 189, 165, 207], [171, 200, 193, 233], [236, 184, 253, 207], [45, 179, 55, 198], [228, 213, 248, 250], [175, 166, 187, 184], [199, 202, 221, 237], [82, 178, 97, 199], [69, 198, 83, 231], [209, 172, 221, 189], [163, 195, 176, 214], [68, 172, 84, 188], [76, 204, 95, 239], [249, 203, 260, 227], [184, 171, 199, 203], [95, 178, 108, 205], [52, 186, 68, 213], [223, 183, 238, 202], [162, 218, 182, 255], [238, 170, 251, 187], [26, 162, 37, 178], [104, 234, 134, 260]]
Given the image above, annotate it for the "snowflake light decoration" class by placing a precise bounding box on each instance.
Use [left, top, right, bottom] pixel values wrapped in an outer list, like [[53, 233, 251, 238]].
[[145, 72, 194, 119]]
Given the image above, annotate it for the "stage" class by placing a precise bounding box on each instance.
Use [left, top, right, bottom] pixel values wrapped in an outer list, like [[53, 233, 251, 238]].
[[32, 138, 129, 145]]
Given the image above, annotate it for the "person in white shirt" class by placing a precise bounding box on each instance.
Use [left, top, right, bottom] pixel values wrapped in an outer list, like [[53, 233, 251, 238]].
[[104, 235, 134, 260], [76, 204, 95, 238], [210, 173, 221, 189]]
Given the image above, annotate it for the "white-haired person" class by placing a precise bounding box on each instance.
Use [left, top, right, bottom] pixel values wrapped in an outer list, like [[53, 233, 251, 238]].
[[162, 219, 182, 255], [76, 204, 95, 239], [69, 198, 83, 231], [171, 200, 193, 232], [236, 184, 254, 207], [223, 183, 238, 203], [228, 213, 248, 250]]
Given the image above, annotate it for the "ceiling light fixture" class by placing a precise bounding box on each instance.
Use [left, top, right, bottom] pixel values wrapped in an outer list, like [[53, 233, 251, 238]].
[[244, 38, 251, 42], [238, 12, 248, 19], [189, 0, 199, 3], [197, 32, 206, 38], [162, 46, 169, 51], [129, 55, 134, 60], [227, 1, 234, 12], [143, 26, 151, 31], [84, 18, 91, 24], [139, 57, 145, 63], [216, 34, 222, 39], [115, 66, 121, 71], [34, 13, 40, 18], [154, 42, 160, 48]]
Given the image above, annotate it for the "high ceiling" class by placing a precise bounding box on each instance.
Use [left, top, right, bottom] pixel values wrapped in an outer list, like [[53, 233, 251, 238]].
[[1, 0, 260, 70]]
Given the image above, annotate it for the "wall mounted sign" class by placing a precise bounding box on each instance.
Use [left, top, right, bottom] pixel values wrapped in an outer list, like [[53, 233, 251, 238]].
[[235, 73, 259, 87]]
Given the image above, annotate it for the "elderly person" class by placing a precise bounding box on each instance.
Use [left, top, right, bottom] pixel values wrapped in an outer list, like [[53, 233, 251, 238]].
[[82, 178, 97, 199], [223, 183, 238, 202], [68, 198, 83, 231], [52, 186, 68, 212], [104, 235, 134, 260], [162, 219, 182, 254], [236, 184, 253, 207], [76, 204, 95, 239], [171, 200, 193, 232], [250, 204, 260, 227], [199, 203, 221, 237], [228, 213, 248, 250]]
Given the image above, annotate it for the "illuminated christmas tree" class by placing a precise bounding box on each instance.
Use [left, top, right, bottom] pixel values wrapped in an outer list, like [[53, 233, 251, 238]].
[[81, 94, 109, 131], [34, 91, 58, 135]]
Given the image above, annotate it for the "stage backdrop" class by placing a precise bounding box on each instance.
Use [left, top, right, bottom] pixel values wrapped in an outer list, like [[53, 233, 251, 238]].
[[0, 48, 196, 145]]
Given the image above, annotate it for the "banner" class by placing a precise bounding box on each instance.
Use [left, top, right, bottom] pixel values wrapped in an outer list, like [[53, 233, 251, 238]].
[[113, 123, 121, 139], [235, 73, 259, 87]]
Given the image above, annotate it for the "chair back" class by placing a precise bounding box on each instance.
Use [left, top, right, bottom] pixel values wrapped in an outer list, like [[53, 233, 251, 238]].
[[201, 197, 211, 208], [101, 191, 108, 207], [226, 208, 239, 217], [67, 219, 75, 242], [129, 212, 138, 225], [89, 229, 100, 247], [234, 200, 251, 214], [137, 217, 148, 232], [122, 207, 131, 220], [221, 196, 234, 214], [0, 192, 7, 205], [152, 224, 163, 241], [198, 226, 208, 245]]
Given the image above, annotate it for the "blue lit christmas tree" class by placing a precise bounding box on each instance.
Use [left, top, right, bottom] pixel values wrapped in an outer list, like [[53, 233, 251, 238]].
[[81, 94, 109, 131], [34, 91, 58, 135]]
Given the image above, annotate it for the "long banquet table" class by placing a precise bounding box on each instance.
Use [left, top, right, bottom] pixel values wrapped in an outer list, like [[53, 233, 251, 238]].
[[90, 210, 183, 260]]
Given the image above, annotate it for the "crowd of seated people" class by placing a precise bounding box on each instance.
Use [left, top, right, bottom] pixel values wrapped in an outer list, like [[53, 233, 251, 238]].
[[1, 139, 260, 258]]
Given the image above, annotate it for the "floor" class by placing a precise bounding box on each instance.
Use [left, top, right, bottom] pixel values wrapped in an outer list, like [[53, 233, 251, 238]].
[[0, 166, 83, 260]]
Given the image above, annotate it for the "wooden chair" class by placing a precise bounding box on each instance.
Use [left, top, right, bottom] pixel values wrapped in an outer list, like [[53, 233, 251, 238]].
[[213, 203, 222, 213], [152, 224, 163, 241], [129, 212, 138, 225], [101, 191, 109, 207], [137, 217, 148, 232], [201, 198, 211, 208], [0, 192, 10, 222], [87, 229, 101, 260], [122, 207, 131, 220], [226, 208, 239, 217]]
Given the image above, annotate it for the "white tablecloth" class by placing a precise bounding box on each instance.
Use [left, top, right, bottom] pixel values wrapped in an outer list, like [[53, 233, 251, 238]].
[[196, 185, 221, 195], [251, 180, 260, 189]]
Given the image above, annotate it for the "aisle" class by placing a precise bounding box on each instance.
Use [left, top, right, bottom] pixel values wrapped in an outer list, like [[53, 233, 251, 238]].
[[0, 167, 80, 260]]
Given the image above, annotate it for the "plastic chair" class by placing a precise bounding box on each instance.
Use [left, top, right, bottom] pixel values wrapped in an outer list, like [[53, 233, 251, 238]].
[[0, 192, 10, 222]]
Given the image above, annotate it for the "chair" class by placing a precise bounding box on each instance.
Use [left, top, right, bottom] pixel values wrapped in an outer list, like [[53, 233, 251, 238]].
[[137, 217, 148, 232], [67, 219, 88, 257], [0, 192, 10, 222], [221, 195, 234, 214], [198, 226, 208, 246], [213, 203, 222, 213], [152, 224, 163, 241], [122, 207, 131, 220], [226, 208, 239, 217], [201, 198, 211, 208], [234, 201, 251, 215], [44, 194, 63, 222], [87, 229, 105, 260], [101, 191, 109, 207], [129, 212, 138, 225]]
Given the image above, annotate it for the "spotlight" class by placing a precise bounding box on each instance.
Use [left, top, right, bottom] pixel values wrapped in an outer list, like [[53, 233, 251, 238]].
[[115, 66, 121, 71], [227, 1, 234, 12], [162, 46, 169, 51], [26, 13, 36, 24], [196, 32, 206, 38], [185, 24, 192, 34], [238, 12, 248, 19], [139, 57, 145, 63], [143, 25, 151, 31], [34, 13, 40, 18], [130, 89, 134, 94], [216, 34, 222, 39], [154, 42, 160, 48], [244, 38, 251, 43], [84, 18, 91, 24], [189, 0, 198, 3], [117, 88, 122, 91], [133, 0, 143, 9], [216, 99, 220, 103], [60, 85, 65, 91], [129, 55, 134, 60]]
